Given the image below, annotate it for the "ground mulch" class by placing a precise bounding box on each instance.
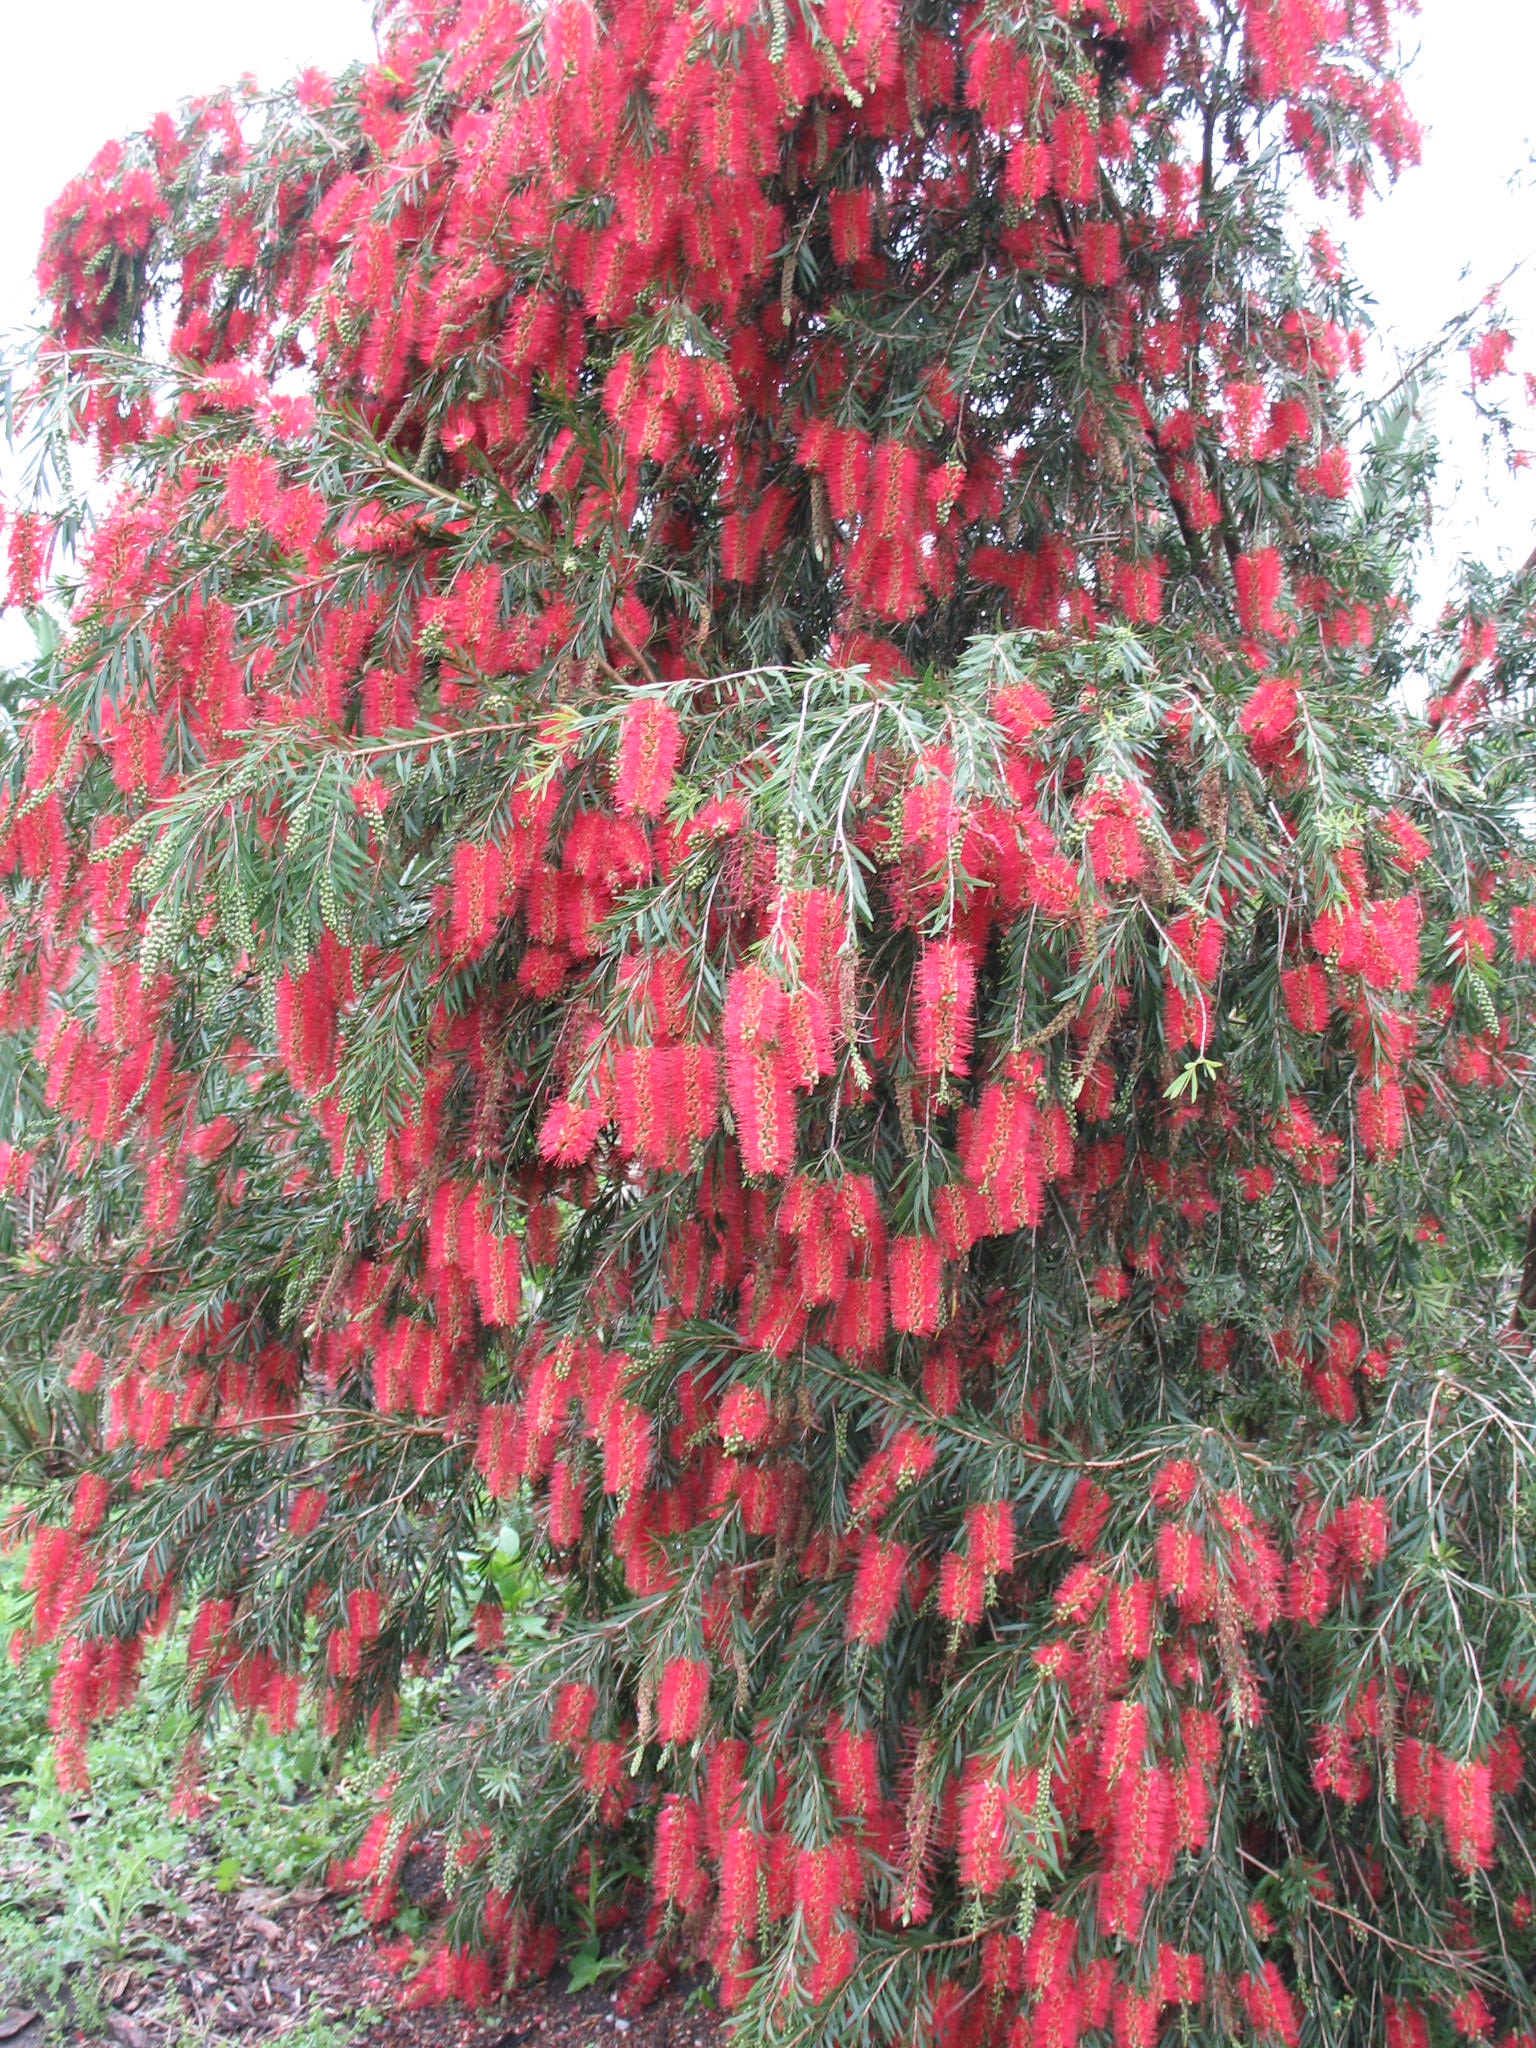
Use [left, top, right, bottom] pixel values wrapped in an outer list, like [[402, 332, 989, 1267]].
[[7, 1849, 726, 2048]]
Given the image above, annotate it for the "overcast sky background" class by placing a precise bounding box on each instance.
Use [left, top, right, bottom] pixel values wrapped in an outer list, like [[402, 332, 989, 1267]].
[[0, 0, 1532, 617]]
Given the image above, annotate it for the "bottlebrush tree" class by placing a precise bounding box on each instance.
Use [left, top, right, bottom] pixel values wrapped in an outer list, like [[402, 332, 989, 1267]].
[[4, 0, 1536, 2040]]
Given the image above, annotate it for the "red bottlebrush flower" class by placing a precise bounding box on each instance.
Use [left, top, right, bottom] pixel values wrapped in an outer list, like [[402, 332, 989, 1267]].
[[723, 964, 797, 1177], [867, 441, 925, 544], [1378, 808, 1431, 871], [902, 745, 957, 857], [829, 1272, 888, 1364], [474, 1228, 522, 1327], [846, 1535, 908, 1646], [888, 1234, 943, 1335], [1488, 1725, 1524, 1795], [1155, 1525, 1211, 1616], [1095, 1701, 1147, 1798], [1239, 677, 1299, 775], [914, 941, 977, 1078], [1223, 379, 1267, 459], [1312, 1722, 1372, 1803], [288, 1486, 326, 1538], [828, 187, 875, 266], [782, 985, 835, 1087], [1085, 805, 1146, 888], [1165, 908, 1225, 982], [5, 512, 50, 610], [537, 1095, 605, 1166], [24, 1526, 95, 1645], [69, 1349, 105, 1392], [1077, 221, 1121, 289], [737, 1269, 808, 1359], [615, 698, 682, 818], [1236, 1964, 1300, 2048], [1149, 1459, 1199, 1515], [1051, 105, 1098, 202], [1061, 1478, 1110, 1554], [1271, 1095, 1342, 1187], [617, 1958, 672, 2017], [547, 1459, 586, 1547], [1158, 1947, 1205, 2006], [616, 1041, 719, 1169], [718, 1384, 772, 1451], [70, 1472, 110, 1536], [1053, 1561, 1107, 1624], [960, 1080, 1043, 1213], [1104, 1578, 1155, 1663], [1450, 1993, 1493, 2042], [957, 1761, 1015, 1893], [1234, 546, 1284, 637], [701, 1736, 747, 1848], [1394, 1738, 1437, 1820], [938, 1552, 985, 1625], [1299, 444, 1352, 499], [1355, 1079, 1405, 1159], [1448, 914, 1495, 968], [718, 1823, 763, 1933], [994, 682, 1054, 743], [966, 1501, 1014, 1575], [223, 449, 278, 530], [651, 1793, 705, 1908], [1171, 1761, 1212, 1853], [1197, 1323, 1236, 1373], [1023, 1911, 1078, 1993], [824, 1715, 881, 1822], [1279, 962, 1331, 1033], [882, 1427, 938, 1496], [656, 1655, 711, 1743], [793, 1836, 862, 1941], [550, 1682, 597, 1748], [1469, 327, 1513, 385], [922, 1344, 963, 1415], [802, 1925, 857, 2002], [602, 1398, 652, 1498], [476, 1402, 521, 1499], [1114, 1764, 1175, 1886], [1112, 1985, 1162, 2048], [1164, 979, 1213, 1054], [513, 1922, 559, 1987], [1511, 904, 1536, 961], [1265, 395, 1311, 453], [580, 1739, 631, 1823], [1032, 1974, 1085, 2048], [1438, 1757, 1494, 1871], [449, 839, 504, 958]]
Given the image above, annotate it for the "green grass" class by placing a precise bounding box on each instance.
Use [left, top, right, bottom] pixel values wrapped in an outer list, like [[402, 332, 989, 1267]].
[[0, 1511, 548, 2037], [0, 1508, 547, 2035], [0, 1556, 373, 2035]]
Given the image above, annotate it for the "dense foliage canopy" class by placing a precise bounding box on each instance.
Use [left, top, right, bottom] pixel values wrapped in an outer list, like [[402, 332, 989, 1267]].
[[4, 0, 1536, 2042]]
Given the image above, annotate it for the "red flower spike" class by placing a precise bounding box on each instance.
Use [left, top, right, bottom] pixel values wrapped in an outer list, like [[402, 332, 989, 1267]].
[[616, 699, 683, 819], [656, 1655, 711, 1744], [846, 1536, 908, 1646]]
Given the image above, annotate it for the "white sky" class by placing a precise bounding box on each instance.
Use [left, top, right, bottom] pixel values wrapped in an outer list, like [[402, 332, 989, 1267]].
[[0, 0, 1532, 612]]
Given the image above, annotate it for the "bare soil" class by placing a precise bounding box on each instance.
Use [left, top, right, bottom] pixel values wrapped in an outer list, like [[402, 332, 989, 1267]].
[[8, 1849, 726, 2048]]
